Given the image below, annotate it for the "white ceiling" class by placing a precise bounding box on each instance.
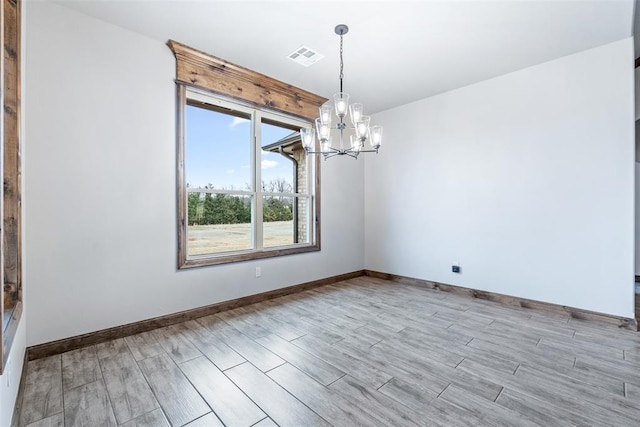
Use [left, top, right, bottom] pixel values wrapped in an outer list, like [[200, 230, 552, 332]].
[[53, 0, 634, 114]]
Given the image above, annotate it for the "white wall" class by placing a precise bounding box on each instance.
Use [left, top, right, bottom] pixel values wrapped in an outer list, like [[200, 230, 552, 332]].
[[365, 38, 635, 318], [24, 1, 364, 346]]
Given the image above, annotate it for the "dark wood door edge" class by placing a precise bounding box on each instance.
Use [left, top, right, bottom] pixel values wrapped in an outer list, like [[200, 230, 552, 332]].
[[636, 57, 640, 68]]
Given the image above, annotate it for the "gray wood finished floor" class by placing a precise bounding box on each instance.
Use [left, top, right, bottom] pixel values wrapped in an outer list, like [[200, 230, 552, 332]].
[[18, 277, 640, 426]]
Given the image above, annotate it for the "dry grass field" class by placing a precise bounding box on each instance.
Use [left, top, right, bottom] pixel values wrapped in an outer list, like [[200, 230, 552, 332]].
[[188, 221, 294, 255]]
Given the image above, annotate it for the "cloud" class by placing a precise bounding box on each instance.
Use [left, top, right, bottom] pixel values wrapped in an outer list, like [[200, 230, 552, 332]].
[[229, 117, 249, 128], [226, 169, 235, 175], [261, 159, 278, 169]]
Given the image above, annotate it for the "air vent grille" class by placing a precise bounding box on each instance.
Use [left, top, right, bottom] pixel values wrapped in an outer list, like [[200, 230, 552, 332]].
[[287, 46, 324, 67]]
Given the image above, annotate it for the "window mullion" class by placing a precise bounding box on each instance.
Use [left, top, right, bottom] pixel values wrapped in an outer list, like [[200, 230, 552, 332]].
[[306, 150, 313, 243], [254, 111, 263, 250]]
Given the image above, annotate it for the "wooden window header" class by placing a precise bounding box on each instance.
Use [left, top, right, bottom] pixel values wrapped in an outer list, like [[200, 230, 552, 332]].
[[167, 40, 327, 121]]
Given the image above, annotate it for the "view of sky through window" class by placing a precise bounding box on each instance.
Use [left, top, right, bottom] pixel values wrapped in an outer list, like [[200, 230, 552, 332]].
[[186, 105, 295, 190]]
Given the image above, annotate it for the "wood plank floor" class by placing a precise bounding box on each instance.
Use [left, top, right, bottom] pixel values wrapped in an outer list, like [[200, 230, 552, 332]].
[[17, 277, 640, 426]]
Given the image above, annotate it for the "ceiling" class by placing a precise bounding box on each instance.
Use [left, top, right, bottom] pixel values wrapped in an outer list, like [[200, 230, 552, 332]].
[[53, 0, 634, 114]]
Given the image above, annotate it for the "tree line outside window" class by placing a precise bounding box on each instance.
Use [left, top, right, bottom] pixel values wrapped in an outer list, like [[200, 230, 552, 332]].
[[187, 178, 294, 226]]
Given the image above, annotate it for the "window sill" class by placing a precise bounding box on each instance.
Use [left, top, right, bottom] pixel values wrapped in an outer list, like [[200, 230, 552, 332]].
[[2, 301, 22, 374], [179, 243, 320, 269]]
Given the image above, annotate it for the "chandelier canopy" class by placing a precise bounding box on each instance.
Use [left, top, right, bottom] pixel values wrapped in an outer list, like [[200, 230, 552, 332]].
[[301, 24, 383, 159]]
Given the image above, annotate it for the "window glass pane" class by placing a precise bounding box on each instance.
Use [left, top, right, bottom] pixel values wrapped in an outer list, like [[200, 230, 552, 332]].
[[262, 195, 310, 247], [263, 195, 294, 247], [185, 103, 251, 190], [260, 119, 310, 248], [261, 121, 297, 195], [187, 192, 253, 256]]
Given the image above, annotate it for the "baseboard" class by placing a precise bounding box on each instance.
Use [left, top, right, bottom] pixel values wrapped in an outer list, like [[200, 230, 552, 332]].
[[27, 270, 365, 361], [365, 270, 638, 331], [26, 267, 638, 361]]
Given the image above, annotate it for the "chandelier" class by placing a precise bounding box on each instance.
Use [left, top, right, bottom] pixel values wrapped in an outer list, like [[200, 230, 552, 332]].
[[300, 24, 383, 159]]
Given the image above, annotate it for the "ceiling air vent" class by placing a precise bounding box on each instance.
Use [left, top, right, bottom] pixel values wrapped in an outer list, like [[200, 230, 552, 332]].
[[287, 46, 324, 67]]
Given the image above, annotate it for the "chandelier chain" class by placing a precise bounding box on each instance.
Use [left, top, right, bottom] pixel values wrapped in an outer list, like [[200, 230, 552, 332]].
[[339, 33, 344, 93]]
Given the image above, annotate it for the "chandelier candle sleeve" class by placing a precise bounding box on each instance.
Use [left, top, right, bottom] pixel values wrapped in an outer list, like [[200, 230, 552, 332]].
[[300, 24, 383, 159], [350, 134, 362, 151], [301, 127, 315, 150], [349, 103, 363, 125], [320, 103, 333, 125], [371, 126, 383, 149], [356, 116, 370, 140], [315, 118, 330, 142]]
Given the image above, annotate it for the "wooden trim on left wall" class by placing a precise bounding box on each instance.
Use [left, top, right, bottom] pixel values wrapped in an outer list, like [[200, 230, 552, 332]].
[[26, 270, 365, 361], [10, 347, 28, 427], [1, 0, 22, 375]]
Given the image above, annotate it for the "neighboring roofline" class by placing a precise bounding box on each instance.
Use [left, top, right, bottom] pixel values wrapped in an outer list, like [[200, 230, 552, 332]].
[[262, 131, 302, 152]]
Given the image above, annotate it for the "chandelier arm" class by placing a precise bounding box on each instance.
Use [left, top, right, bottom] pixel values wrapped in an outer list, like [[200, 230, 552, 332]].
[[323, 152, 343, 160]]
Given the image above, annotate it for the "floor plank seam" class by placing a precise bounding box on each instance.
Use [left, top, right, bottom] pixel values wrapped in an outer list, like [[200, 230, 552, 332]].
[[513, 364, 521, 375], [436, 383, 451, 398], [375, 377, 393, 391], [325, 373, 348, 387]]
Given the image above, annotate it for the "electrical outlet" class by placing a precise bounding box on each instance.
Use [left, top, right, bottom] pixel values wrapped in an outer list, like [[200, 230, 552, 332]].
[[452, 265, 461, 273], [255, 267, 261, 278]]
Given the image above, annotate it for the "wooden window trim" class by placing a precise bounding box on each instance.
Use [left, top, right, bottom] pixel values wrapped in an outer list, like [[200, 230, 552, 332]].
[[167, 40, 326, 122], [169, 41, 325, 268], [1, 0, 22, 374]]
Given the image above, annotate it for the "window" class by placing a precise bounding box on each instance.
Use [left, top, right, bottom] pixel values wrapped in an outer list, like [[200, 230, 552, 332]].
[[168, 40, 325, 268], [178, 88, 320, 267]]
